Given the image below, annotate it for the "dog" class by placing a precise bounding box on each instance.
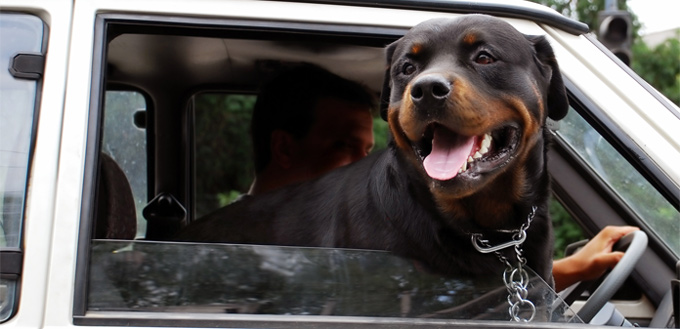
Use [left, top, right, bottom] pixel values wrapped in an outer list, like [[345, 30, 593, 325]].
[[176, 14, 568, 284]]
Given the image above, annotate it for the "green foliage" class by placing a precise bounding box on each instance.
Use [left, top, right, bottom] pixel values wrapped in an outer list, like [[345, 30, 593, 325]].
[[531, 0, 572, 17], [632, 36, 680, 105], [529, 0, 678, 106], [217, 190, 244, 208], [194, 94, 256, 217], [372, 116, 390, 152], [550, 196, 585, 259], [530, 0, 637, 31]]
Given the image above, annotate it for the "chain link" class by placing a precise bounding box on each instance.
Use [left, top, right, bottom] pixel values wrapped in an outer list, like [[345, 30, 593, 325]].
[[470, 206, 537, 322], [505, 265, 536, 322]]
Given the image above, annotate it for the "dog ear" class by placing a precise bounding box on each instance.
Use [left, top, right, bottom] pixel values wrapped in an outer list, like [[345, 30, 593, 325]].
[[527, 35, 569, 121], [380, 41, 399, 122]]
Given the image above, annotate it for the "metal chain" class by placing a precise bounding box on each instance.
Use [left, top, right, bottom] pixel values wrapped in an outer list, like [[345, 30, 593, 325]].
[[470, 206, 537, 322]]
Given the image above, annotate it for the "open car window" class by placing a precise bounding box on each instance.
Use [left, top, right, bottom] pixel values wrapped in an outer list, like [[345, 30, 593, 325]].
[[79, 12, 637, 327]]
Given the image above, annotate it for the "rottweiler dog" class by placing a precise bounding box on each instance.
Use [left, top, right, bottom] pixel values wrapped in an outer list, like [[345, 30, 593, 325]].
[[176, 14, 568, 283]]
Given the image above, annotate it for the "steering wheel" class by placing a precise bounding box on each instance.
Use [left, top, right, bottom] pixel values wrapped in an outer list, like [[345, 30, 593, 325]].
[[558, 230, 648, 323]]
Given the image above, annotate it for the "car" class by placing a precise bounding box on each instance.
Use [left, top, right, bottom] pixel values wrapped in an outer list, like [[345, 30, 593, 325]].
[[0, 0, 678, 328]]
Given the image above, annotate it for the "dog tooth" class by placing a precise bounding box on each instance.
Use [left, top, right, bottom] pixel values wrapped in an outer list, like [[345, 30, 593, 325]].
[[461, 161, 468, 172], [473, 151, 483, 159], [482, 134, 492, 149], [480, 134, 492, 154], [467, 156, 474, 163]]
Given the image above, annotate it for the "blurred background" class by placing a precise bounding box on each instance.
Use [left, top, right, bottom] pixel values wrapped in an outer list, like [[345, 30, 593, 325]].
[[529, 0, 679, 106]]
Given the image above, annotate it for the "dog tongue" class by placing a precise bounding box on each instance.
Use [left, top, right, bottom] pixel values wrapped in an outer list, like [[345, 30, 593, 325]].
[[423, 127, 475, 180]]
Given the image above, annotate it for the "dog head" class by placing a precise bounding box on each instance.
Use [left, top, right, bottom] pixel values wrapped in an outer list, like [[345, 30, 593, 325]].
[[381, 15, 568, 221]]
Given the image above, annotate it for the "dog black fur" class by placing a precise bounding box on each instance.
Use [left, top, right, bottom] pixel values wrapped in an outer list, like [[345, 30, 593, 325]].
[[176, 14, 568, 284]]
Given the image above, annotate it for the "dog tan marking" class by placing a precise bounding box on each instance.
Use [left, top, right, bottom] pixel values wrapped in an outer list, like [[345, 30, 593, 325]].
[[411, 43, 423, 55], [388, 107, 413, 154], [463, 33, 477, 45], [503, 95, 542, 158], [389, 106, 424, 170], [397, 83, 422, 142], [530, 80, 546, 120]]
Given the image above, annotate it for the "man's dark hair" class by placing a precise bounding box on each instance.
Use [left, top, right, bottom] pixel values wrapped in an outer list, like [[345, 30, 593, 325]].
[[251, 64, 376, 173]]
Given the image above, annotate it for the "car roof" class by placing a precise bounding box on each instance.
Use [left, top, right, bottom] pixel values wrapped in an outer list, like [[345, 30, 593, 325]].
[[287, 0, 589, 34]]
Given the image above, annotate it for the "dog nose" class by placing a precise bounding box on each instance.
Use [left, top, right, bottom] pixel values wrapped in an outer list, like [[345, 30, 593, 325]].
[[410, 75, 451, 107]]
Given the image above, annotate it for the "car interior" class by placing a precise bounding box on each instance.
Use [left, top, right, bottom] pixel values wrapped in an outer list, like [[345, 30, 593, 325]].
[[77, 13, 679, 328], [99, 16, 401, 239]]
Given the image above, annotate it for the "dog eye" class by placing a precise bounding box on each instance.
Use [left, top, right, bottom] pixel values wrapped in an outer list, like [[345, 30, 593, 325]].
[[402, 63, 416, 75], [475, 52, 495, 65]]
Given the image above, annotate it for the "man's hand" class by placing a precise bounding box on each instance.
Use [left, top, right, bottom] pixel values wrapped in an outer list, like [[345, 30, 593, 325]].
[[553, 226, 640, 292]]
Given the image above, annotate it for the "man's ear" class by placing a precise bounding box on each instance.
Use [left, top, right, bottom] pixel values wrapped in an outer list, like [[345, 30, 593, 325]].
[[380, 40, 399, 122], [270, 130, 295, 169], [527, 35, 569, 121]]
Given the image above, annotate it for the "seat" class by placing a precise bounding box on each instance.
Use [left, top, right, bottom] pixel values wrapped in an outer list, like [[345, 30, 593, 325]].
[[94, 152, 137, 239]]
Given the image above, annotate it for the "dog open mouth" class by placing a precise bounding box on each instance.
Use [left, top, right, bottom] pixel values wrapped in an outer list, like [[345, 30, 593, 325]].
[[414, 123, 520, 181]]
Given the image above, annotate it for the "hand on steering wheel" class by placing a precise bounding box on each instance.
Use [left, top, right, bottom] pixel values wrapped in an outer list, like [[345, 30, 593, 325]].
[[553, 226, 640, 292], [557, 229, 648, 323]]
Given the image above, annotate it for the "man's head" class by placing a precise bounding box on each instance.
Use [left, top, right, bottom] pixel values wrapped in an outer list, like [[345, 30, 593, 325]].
[[250, 64, 376, 194]]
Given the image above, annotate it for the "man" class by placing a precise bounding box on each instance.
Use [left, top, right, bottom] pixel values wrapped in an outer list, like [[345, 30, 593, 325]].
[[247, 64, 375, 195], [245, 64, 638, 291]]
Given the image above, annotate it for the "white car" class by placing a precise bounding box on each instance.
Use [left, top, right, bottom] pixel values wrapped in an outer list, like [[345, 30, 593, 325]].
[[0, 0, 678, 328]]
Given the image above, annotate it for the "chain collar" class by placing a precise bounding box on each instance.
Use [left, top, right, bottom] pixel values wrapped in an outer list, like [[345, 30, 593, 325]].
[[469, 205, 536, 266], [469, 205, 538, 322]]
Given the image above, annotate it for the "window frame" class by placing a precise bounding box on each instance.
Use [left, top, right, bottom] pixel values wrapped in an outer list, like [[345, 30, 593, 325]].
[[0, 11, 48, 323], [72, 12, 109, 318]]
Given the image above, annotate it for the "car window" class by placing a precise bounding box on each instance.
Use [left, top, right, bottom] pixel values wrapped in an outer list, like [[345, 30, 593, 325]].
[[81, 15, 587, 326], [87, 240, 579, 323], [192, 93, 256, 218], [557, 107, 679, 256], [0, 12, 45, 322], [102, 90, 149, 237]]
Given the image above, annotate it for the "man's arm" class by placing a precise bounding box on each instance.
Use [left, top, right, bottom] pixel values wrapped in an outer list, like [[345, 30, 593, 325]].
[[553, 225, 640, 292]]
